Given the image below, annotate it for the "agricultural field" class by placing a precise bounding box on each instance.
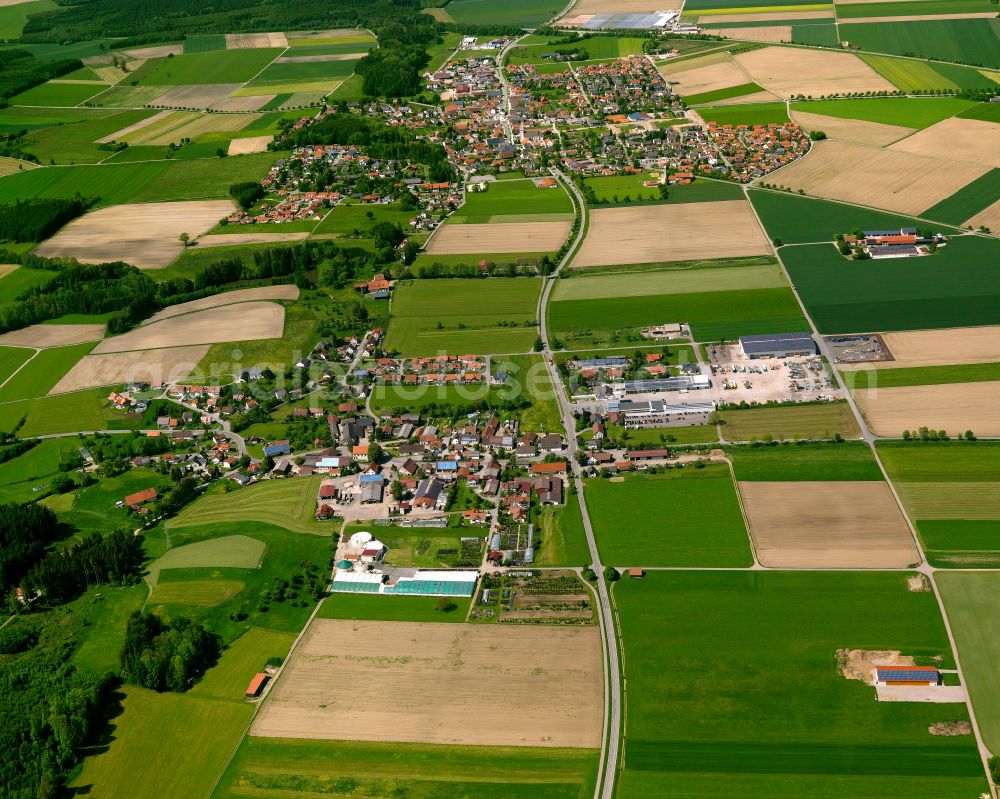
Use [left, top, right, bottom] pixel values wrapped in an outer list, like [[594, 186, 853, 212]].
[[383, 277, 541, 356], [855, 380, 1000, 438], [537, 499, 592, 566], [851, 326, 1000, 370], [614, 570, 986, 798], [889, 117, 1000, 169], [843, 18, 1000, 69], [858, 53, 998, 91], [442, 0, 557, 27], [780, 237, 1000, 334], [139, 49, 283, 85], [509, 35, 646, 64], [728, 441, 882, 481], [10, 80, 107, 107], [790, 109, 914, 146], [879, 442, 1000, 566], [451, 179, 573, 223], [425, 220, 571, 255], [585, 463, 753, 567], [0, 341, 94, 401], [318, 592, 472, 623], [733, 45, 895, 97], [789, 96, 978, 128], [694, 101, 790, 125], [0, 436, 83, 504], [922, 168, 1000, 226], [0, 0, 56, 39], [583, 176, 743, 204]]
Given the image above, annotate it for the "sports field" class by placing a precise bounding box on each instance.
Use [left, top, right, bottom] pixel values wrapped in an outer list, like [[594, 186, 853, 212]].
[[171, 477, 330, 534], [585, 464, 752, 567], [614, 570, 986, 798], [384, 278, 541, 356]]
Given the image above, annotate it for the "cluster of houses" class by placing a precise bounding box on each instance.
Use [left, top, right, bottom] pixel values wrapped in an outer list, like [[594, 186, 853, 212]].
[[705, 121, 810, 182], [565, 352, 674, 387], [573, 57, 681, 117], [361, 354, 489, 386], [842, 227, 946, 259]]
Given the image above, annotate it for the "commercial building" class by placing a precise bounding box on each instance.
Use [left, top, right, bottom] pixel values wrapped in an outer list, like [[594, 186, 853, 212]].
[[611, 375, 710, 397], [330, 568, 479, 597], [612, 399, 715, 428], [874, 666, 941, 687], [738, 332, 816, 360]]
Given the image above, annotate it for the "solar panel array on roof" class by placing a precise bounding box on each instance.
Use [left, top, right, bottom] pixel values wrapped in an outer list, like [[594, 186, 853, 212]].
[[329, 579, 381, 593], [739, 332, 815, 356], [876, 667, 939, 682], [581, 12, 662, 28]]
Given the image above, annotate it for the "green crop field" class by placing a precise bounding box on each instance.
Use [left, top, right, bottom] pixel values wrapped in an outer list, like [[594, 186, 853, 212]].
[[318, 592, 472, 623], [846, 361, 1000, 390], [583, 176, 743, 205], [10, 80, 106, 107], [183, 34, 227, 53], [216, 737, 597, 799], [23, 108, 158, 164], [779, 237, 1000, 334], [844, 18, 1000, 69], [696, 101, 790, 125], [683, 81, 765, 104], [879, 440, 1000, 481], [442, 0, 557, 27], [0, 0, 55, 38], [146, 534, 266, 586], [451, 179, 573, 223], [585, 464, 752, 567], [789, 96, 976, 128], [718, 401, 862, 441], [614, 570, 986, 798], [140, 49, 283, 84], [283, 42, 376, 57], [922, 169, 1000, 226], [0, 265, 54, 307], [537, 500, 592, 566], [0, 342, 94, 402], [938, 572, 1000, 752], [384, 277, 541, 356], [838, 0, 995, 17], [172, 477, 330, 535], [959, 102, 1000, 122], [792, 22, 840, 47], [0, 345, 31, 386], [555, 262, 788, 301], [252, 58, 360, 83], [729, 441, 881, 481]]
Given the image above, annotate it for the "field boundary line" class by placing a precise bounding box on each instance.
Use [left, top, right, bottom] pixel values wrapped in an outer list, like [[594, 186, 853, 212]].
[[0, 347, 39, 392]]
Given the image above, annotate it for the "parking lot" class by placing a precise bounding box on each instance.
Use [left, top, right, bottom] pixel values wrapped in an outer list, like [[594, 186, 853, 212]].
[[705, 344, 841, 404]]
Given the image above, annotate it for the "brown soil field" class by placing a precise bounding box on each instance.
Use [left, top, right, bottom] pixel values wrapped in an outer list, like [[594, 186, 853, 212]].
[[0, 156, 38, 176], [840, 11, 997, 21], [195, 231, 310, 248], [715, 26, 792, 43], [573, 200, 771, 268], [225, 32, 288, 49], [121, 44, 183, 59], [667, 60, 752, 96], [35, 200, 236, 270], [94, 301, 284, 353], [791, 110, 914, 146], [889, 117, 1000, 168], [226, 134, 273, 154], [854, 381, 1000, 437], [735, 46, 894, 98], [769, 139, 988, 214], [738, 481, 918, 568], [425, 220, 572, 254], [251, 618, 603, 748], [837, 326, 1000, 369], [211, 95, 272, 112], [0, 324, 103, 348], [150, 84, 240, 110], [699, 9, 832, 21], [95, 109, 172, 144], [49, 345, 210, 394], [566, 0, 667, 13], [143, 285, 299, 325], [966, 196, 1000, 232]]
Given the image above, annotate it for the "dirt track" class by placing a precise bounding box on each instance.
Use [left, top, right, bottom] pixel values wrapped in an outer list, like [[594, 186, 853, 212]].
[[739, 481, 918, 568], [735, 46, 893, 98], [854, 381, 1000, 437], [251, 618, 603, 748], [49, 346, 209, 394], [426, 221, 572, 254]]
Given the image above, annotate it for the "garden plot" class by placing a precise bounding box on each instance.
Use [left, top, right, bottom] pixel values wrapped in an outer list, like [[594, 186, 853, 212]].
[[34, 200, 235, 270], [846, 326, 1000, 369], [573, 201, 771, 268], [143, 285, 299, 324], [888, 117, 1000, 168], [93, 301, 284, 353], [425, 220, 571, 254], [227, 134, 273, 154], [739, 481, 918, 567], [791, 110, 915, 146], [663, 58, 753, 96], [251, 619, 602, 748], [49, 345, 210, 393], [855, 381, 1000, 436], [226, 32, 288, 49], [150, 84, 241, 110], [735, 46, 895, 97], [770, 139, 988, 214], [0, 324, 103, 347]]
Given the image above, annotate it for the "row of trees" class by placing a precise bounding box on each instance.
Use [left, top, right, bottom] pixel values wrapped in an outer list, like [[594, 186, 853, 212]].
[[0, 197, 90, 242]]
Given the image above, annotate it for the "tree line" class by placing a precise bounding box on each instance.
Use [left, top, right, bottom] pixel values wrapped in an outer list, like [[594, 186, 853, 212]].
[[0, 197, 90, 243], [0, 49, 81, 104]]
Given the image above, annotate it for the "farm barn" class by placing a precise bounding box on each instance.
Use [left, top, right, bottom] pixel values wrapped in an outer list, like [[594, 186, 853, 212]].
[[874, 666, 941, 687]]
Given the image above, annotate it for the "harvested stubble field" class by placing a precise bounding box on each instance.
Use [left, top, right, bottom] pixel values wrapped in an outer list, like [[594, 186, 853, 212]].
[[734, 46, 894, 97], [573, 201, 771, 268], [425, 220, 571, 254], [226, 32, 288, 48], [144, 285, 299, 324], [790, 110, 915, 146], [854, 380, 1000, 436], [555, 262, 787, 300], [0, 323, 103, 348], [967, 196, 1000, 231], [122, 44, 183, 59], [95, 109, 173, 143], [846, 326, 1000, 369], [49, 345, 209, 393], [738, 480, 918, 567], [121, 111, 257, 146], [889, 117, 1000, 168], [251, 619, 603, 748], [771, 139, 988, 214], [34, 200, 235, 270], [664, 58, 754, 96], [714, 25, 793, 42], [227, 134, 272, 154], [93, 301, 283, 353]]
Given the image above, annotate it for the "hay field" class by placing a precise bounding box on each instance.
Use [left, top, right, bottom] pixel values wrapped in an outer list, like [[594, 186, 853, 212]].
[[35, 200, 235, 270], [425, 220, 571, 254], [889, 117, 1000, 168], [573, 201, 771, 268], [738, 480, 918, 567], [144, 285, 299, 324], [735, 46, 895, 97], [227, 135, 273, 154], [967, 196, 1000, 231], [791, 110, 915, 146], [894, 482, 1000, 520], [665, 59, 752, 95], [855, 381, 1000, 436], [252, 619, 603, 748], [94, 301, 284, 353], [770, 139, 988, 214], [196, 231, 310, 247], [0, 323, 103, 347], [150, 84, 240, 109], [49, 345, 210, 393], [845, 326, 1000, 369], [715, 26, 792, 43], [95, 109, 173, 143], [226, 32, 288, 49]]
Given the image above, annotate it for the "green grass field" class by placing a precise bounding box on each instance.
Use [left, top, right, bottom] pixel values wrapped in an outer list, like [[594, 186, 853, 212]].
[[696, 102, 790, 125], [23, 108, 158, 164], [183, 34, 227, 53], [140, 49, 283, 84], [0, 436, 82, 505], [779, 236, 1000, 334], [0, 386, 122, 436], [171, 477, 331, 535], [585, 463, 752, 567], [0, 105, 115, 133], [583, 176, 744, 205], [443, 0, 557, 27], [792, 22, 840, 47], [718, 401, 862, 441], [146, 534, 266, 585], [859, 53, 999, 91], [215, 737, 599, 799], [312, 201, 415, 237], [555, 262, 788, 301], [958, 102, 1000, 122], [844, 18, 1000, 69], [318, 592, 471, 622], [508, 35, 646, 65], [368, 383, 499, 415], [683, 81, 765, 104], [0, 342, 94, 402], [846, 361, 1000, 390], [0, 265, 54, 307], [729, 441, 881, 480], [452, 179, 573, 223], [537, 499, 592, 566], [252, 58, 359, 84], [191, 626, 295, 702], [384, 277, 541, 356], [789, 96, 976, 128], [0, 0, 55, 38], [10, 80, 106, 107], [921, 168, 1000, 226], [839, 0, 995, 17], [0, 345, 31, 385], [614, 570, 986, 798]]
